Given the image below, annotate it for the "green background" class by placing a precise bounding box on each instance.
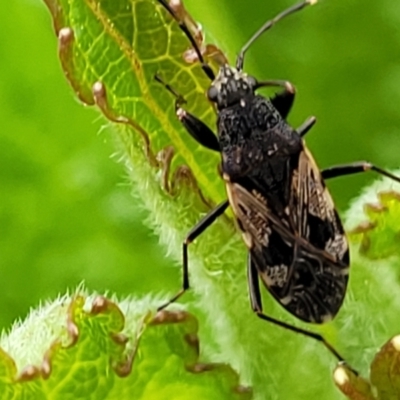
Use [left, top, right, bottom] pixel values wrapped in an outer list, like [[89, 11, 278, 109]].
[[1, 0, 400, 333]]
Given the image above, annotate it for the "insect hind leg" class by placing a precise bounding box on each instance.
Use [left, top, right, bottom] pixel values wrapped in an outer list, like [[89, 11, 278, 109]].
[[158, 200, 229, 311], [247, 254, 354, 368], [322, 162, 400, 183], [156, 0, 215, 80]]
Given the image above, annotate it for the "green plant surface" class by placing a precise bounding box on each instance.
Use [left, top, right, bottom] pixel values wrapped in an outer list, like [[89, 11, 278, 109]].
[[0, 293, 251, 399], [347, 188, 400, 259], [2, 0, 400, 399]]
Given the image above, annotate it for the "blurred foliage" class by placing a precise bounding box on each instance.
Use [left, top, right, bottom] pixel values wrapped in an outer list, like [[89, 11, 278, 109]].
[[1, 0, 400, 375], [0, 295, 252, 400]]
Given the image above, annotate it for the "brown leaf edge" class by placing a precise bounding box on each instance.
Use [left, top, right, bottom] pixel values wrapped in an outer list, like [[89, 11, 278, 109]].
[[0, 295, 252, 397], [333, 364, 374, 400], [334, 334, 400, 400]]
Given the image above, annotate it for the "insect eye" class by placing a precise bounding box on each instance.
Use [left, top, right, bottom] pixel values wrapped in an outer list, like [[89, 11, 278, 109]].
[[207, 86, 218, 102]]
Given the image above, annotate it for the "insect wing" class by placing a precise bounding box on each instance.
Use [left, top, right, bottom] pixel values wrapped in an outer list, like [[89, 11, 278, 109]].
[[226, 149, 349, 323]]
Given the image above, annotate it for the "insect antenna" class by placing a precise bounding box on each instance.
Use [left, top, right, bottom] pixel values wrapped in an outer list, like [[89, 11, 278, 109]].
[[236, 0, 317, 70], [157, 0, 216, 81]]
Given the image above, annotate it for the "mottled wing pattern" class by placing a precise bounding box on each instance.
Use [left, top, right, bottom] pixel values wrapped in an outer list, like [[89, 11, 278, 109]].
[[226, 148, 349, 323], [293, 149, 349, 264]]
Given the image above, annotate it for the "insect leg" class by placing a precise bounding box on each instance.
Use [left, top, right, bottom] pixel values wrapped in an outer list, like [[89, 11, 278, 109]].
[[158, 200, 230, 311], [176, 108, 220, 152], [296, 116, 317, 137], [256, 80, 296, 119], [247, 254, 348, 363], [322, 162, 400, 183], [156, 0, 215, 80], [155, 75, 220, 151], [247, 254, 262, 312]]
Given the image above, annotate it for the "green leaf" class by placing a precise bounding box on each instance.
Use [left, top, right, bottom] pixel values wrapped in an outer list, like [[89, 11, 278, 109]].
[[45, 0, 225, 204], [0, 294, 251, 399]]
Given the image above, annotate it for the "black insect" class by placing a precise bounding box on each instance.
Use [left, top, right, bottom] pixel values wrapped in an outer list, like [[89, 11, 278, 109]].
[[155, 0, 400, 363]]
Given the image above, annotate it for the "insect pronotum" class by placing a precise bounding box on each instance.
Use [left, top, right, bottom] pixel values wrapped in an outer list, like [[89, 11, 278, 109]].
[[155, 0, 400, 365]]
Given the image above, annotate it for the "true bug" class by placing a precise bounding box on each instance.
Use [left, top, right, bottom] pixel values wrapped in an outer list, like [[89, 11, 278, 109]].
[[156, 0, 400, 363]]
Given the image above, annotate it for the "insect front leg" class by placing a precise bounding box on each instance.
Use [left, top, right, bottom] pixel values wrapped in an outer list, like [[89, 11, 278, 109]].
[[255, 79, 296, 119], [176, 107, 220, 152], [155, 75, 220, 152], [158, 200, 229, 311], [321, 162, 400, 183], [247, 254, 350, 365]]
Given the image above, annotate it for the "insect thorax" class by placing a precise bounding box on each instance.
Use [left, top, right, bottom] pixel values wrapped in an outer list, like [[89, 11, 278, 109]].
[[218, 94, 303, 181]]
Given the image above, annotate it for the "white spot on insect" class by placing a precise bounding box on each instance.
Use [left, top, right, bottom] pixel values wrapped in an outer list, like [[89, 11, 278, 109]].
[[284, 206, 290, 215], [176, 108, 186, 121], [264, 264, 288, 288], [242, 232, 253, 248], [340, 267, 350, 276], [280, 294, 292, 305], [214, 66, 250, 91], [222, 173, 230, 182], [261, 231, 269, 246], [325, 235, 348, 259], [232, 68, 247, 81], [267, 143, 278, 156], [240, 99, 246, 107]]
